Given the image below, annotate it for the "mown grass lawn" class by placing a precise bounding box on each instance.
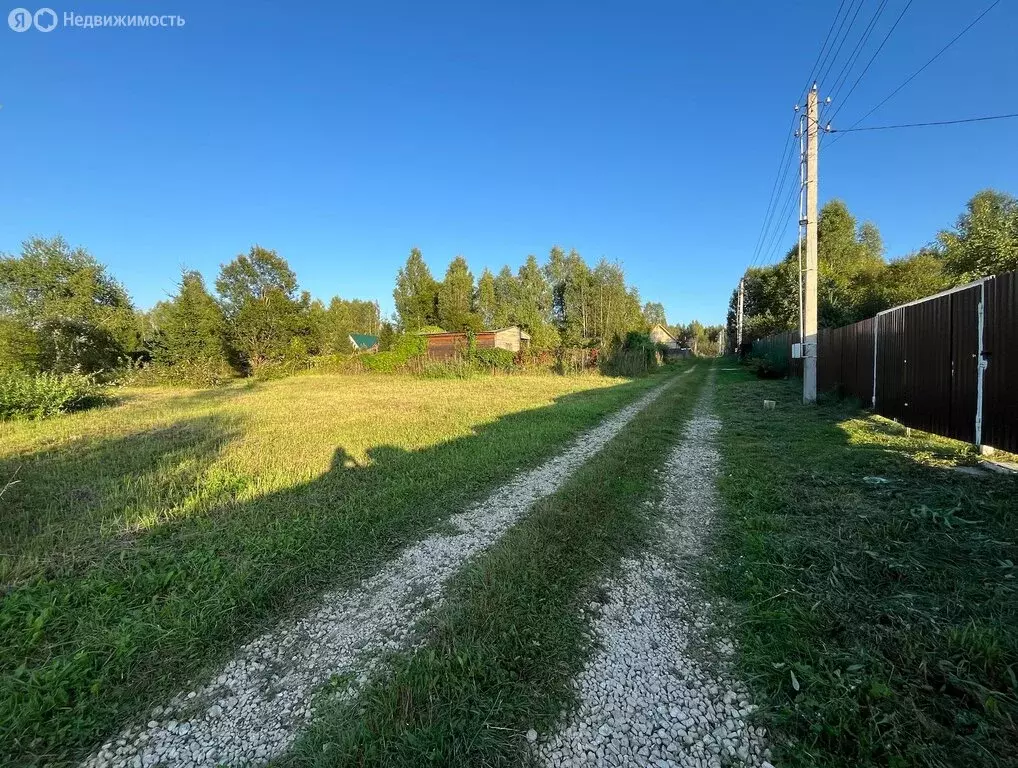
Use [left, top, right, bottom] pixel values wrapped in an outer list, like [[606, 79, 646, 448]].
[[1, 370, 672, 766], [712, 367, 1018, 767]]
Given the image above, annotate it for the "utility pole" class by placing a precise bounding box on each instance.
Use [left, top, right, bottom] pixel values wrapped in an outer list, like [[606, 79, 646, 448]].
[[803, 84, 819, 403], [736, 277, 745, 353]]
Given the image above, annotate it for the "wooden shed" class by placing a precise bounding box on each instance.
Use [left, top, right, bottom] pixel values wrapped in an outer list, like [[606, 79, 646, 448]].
[[422, 326, 531, 361]]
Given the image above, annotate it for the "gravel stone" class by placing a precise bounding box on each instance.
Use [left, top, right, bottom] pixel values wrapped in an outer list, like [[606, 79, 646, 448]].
[[82, 374, 688, 768], [536, 373, 769, 767]]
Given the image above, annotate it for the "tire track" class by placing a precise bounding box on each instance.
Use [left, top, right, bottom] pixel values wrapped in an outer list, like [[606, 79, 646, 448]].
[[84, 370, 693, 768], [536, 371, 773, 768]]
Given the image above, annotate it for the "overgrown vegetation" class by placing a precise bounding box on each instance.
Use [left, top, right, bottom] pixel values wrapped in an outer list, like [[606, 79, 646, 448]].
[[284, 363, 705, 767], [712, 369, 1017, 767], [0, 370, 106, 421], [0, 372, 663, 766]]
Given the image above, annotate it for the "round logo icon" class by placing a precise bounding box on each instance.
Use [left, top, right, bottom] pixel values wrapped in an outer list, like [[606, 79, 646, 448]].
[[34, 7, 57, 31], [8, 7, 33, 31]]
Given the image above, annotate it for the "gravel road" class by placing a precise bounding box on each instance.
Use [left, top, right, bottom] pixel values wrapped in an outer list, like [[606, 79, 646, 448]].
[[82, 372, 688, 768], [536, 373, 773, 768]]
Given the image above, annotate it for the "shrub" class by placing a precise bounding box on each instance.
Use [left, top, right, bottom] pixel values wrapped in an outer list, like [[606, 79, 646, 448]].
[[363, 334, 426, 373], [0, 370, 106, 420], [124, 359, 237, 388], [599, 332, 661, 377], [471, 347, 516, 372], [746, 352, 788, 379]]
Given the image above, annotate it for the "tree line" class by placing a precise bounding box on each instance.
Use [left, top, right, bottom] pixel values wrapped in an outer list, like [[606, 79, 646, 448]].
[[1, 239, 704, 382], [730, 189, 1018, 344], [0, 241, 382, 379]]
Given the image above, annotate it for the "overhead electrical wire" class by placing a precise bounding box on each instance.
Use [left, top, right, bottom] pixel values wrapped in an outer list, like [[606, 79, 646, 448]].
[[816, 0, 867, 88], [749, 0, 864, 270], [829, 0, 1002, 143], [826, 0, 891, 102], [829, 112, 1018, 133], [825, 0, 915, 125], [800, 0, 850, 99]]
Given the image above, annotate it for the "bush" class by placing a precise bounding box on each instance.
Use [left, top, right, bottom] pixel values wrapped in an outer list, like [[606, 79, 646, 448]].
[[0, 370, 106, 420], [123, 359, 237, 388], [471, 347, 516, 372], [599, 332, 661, 377], [363, 334, 426, 373], [746, 353, 788, 379]]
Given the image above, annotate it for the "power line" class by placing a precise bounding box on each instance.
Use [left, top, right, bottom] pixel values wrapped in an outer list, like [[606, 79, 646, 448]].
[[753, 140, 802, 267], [749, 0, 857, 270], [830, 112, 1018, 133], [749, 114, 799, 268], [834, 0, 1002, 133], [817, 0, 867, 88], [758, 180, 801, 267], [801, 0, 850, 98], [827, 0, 891, 101], [826, 0, 915, 125]]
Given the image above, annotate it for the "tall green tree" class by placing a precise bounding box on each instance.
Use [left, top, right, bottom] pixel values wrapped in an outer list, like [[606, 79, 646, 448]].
[[215, 245, 298, 312], [643, 302, 667, 328], [0, 236, 137, 372], [215, 246, 307, 368], [436, 256, 481, 331], [512, 255, 558, 347], [151, 271, 230, 366], [879, 250, 951, 307], [492, 266, 519, 329], [393, 248, 438, 330], [939, 189, 1018, 280], [476, 268, 497, 328], [322, 297, 382, 353]]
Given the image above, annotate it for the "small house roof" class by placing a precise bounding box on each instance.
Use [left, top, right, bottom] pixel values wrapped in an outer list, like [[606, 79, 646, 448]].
[[349, 333, 379, 350], [420, 325, 531, 339], [650, 324, 677, 342], [493, 326, 531, 340]]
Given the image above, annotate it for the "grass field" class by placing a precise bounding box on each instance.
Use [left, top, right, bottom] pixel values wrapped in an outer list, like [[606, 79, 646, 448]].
[[712, 368, 1018, 767], [283, 365, 708, 767], [0, 371, 674, 766]]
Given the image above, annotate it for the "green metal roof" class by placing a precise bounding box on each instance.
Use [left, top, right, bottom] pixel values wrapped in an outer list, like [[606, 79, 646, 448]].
[[349, 333, 379, 350]]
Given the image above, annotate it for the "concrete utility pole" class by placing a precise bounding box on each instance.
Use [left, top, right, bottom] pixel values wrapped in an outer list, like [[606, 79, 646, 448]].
[[803, 84, 819, 403], [736, 278, 745, 352]]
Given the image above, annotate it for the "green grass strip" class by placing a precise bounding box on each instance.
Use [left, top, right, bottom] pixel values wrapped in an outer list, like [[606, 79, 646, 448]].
[[711, 367, 1018, 767], [283, 364, 709, 767]]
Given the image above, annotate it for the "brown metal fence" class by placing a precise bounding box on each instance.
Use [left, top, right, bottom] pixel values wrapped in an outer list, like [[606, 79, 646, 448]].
[[751, 270, 1017, 453]]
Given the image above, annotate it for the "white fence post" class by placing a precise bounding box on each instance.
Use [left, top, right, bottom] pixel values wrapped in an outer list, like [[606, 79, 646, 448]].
[[871, 314, 879, 410]]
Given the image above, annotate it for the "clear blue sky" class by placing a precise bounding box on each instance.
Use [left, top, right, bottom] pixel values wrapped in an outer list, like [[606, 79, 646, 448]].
[[2, 0, 1015, 325]]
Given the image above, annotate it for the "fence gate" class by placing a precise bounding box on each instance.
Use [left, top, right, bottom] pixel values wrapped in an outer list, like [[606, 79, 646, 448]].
[[753, 270, 1017, 453]]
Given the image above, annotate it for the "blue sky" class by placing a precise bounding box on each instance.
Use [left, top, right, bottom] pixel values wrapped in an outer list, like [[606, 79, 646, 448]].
[[2, 0, 1015, 325]]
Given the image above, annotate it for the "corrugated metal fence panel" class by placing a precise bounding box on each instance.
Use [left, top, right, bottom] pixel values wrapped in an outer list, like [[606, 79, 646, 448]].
[[983, 271, 1018, 452], [855, 317, 876, 402], [949, 286, 980, 444], [817, 317, 875, 401], [818, 327, 838, 392], [902, 293, 954, 437], [875, 287, 979, 443], [876, 308, 907, 423]]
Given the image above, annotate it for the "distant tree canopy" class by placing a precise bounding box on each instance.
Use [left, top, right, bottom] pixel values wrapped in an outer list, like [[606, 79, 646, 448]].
[[728, 190, 1018, 346], [391, 247, 653, 349]]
